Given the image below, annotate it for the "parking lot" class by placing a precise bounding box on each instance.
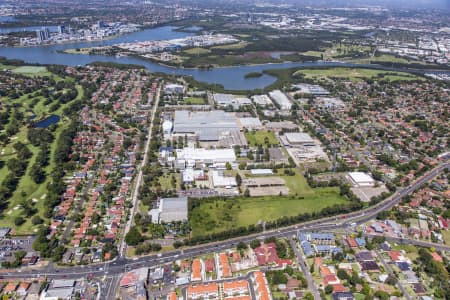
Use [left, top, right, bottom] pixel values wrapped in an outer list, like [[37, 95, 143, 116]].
[[0, 237, 35, 261]]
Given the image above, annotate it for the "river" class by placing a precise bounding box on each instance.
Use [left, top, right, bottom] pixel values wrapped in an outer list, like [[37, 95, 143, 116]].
[[0, 25, 449, 90]]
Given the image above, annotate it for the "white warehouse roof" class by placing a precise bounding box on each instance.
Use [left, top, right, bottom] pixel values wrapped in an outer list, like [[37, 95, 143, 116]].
[[285, 132, 315, 144], [348, 172, 375, 185], [176, 147, 236, 163], [212, 171, 237, 187], [269, 90, 292, 110]]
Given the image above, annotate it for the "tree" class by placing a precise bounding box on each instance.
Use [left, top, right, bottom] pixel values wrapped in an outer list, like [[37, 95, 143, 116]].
[[225, 162, 232, 170], [250, 240, 261, 249], [14, 217, 25, 226], [303, 292, 314, 300], [30, 163, 46, 184], [32, 215, 44, 225], [337, 269, 350, 280], [125, 226, 144, 246], [7, 158, 27, 176], [236, 241, 247, 252], [238, 162, 247, 170], [173, 241, 183, 249], [235, 174, 242, 187], [374, 291, 389, 300], [325, 284, 333, 294], [385, 275, 397, 285], [173, 264, 181, 272]]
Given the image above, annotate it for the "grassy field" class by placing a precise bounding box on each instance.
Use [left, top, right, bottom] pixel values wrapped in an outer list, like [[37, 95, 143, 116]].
[[159, 173, 180, 190], [293, 68, 421, 82], [190, 170, 347, 237], [282, 170, 313, 195], [351, 54, 423, 64], [442, 230, 450, 245], [245, 130, 279, 146], [184, 97, 206, 105], [211, 41, 249, 50], [190, 186, 347, 237], [12, 66, 52, 76], [299, 44, 372, 60], [183, 47, 211, 55]]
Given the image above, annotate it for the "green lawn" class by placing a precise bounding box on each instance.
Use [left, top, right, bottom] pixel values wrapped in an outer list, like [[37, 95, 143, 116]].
[[282, 171, 313, 195], [183, 47, 211, 55], [294, 68, 420, 82], [441, 230, 450, 245], [12, 66, 52, 76], [189, 170, 347, 237], [159, 173, 180, 190], [184, 97, 206, 105], [245, 130, 279, 147], [351, 54, 422, 64], [211, 41, 249, 50]]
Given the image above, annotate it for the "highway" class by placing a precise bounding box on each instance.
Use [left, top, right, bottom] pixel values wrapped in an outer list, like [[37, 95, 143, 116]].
[[1, 162, 448, 284]]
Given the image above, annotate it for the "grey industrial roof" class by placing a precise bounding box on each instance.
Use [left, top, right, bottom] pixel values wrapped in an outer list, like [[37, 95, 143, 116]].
[[173, 110, 239, 141], [44, 287, 74, 299], [161, 197, 188, 211], [50, 280, 75, 289]]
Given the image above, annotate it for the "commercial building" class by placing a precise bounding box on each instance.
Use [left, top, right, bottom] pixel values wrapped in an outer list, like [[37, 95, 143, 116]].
[[173, 110, 239, 141], [36, 28, 51, 42], [212, 171, 237, 188], [213, 93, 234, 106], [213, 94, 252, 108], [284, 132, 315, 145], [292, 83, 330, 95], [149, 197, 188, 224], [162, 120, 173, 135], [40, 280, 76, 300], [238, 117, 263, 130], [251, 95, 273, 106], [182, 168, 206, 183], [269, 90, 291, 110], [164, 83, 185, 94], [347, 172, 376, 187], [176, 147, 236, 167]]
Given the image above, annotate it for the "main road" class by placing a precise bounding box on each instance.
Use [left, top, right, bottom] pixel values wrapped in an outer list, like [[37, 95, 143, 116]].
[[1, 162, 448, 281], [118, 83, 161, 257]]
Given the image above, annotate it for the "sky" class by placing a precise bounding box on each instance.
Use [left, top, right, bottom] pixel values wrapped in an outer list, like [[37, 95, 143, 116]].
[[277, 0, 450, 9]]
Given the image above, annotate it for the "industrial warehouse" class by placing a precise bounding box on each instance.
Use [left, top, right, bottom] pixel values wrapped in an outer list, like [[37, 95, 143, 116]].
[[172, 110, 247, 145]]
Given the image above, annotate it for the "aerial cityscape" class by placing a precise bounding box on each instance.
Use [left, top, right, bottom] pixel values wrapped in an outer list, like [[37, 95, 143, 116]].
[[0, 0, 449, 299]]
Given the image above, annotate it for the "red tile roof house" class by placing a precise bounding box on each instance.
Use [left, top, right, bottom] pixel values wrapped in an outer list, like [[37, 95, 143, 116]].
[[204, 258, 215, 273], [254, 242, 292, 266], [346, 237, 358, 248], [388, 251, 402, 262], [323, 275, 340, 285], [332, 284, 347, 293], [431, 252, 443, 263]]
